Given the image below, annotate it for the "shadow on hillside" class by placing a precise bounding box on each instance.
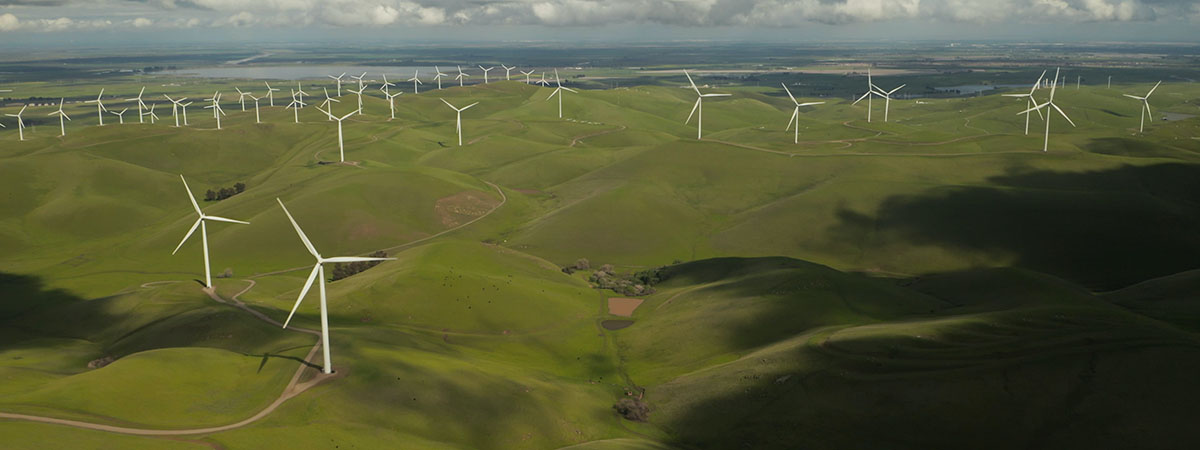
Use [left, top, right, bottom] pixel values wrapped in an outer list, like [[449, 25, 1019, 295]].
[[0, 272, 83, 321], [828, 162, 1200, 291]]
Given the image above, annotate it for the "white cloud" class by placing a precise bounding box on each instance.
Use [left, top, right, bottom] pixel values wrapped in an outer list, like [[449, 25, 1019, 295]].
[[131, 17, 153, 28], [0, 13, 19, 32]]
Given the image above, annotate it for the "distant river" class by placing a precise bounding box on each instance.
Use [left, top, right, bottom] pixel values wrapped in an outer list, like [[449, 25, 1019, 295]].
[[162, 65, 442, 80]]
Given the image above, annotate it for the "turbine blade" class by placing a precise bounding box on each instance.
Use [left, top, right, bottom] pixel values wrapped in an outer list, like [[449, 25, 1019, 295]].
[[1123, 94, 1144, 100], [282, 264, 322, 329], [440, 98, 455, 109], [277, 198, 320, 258], [462, 102, 479, 110], [1146, 81, 1161, 97], [781, 83, 798, 104], [204, 215, 250, 225], [786, 107, 798, 131], [1017, 102, 1049, 116], [702, 94, 731, 97], [322, 256, 396, 263], [684, 70, 700, 95], [852, 91, 870, 106], [180, 175, 202, 215], [172, 218, 203, 255], [1052, 103, 1076, 127], [686, 98, 700, 124], [798, 102, 825, 107]]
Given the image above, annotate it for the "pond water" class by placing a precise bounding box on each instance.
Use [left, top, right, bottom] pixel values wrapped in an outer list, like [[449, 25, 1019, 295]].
[[162, 65, 444, 80]]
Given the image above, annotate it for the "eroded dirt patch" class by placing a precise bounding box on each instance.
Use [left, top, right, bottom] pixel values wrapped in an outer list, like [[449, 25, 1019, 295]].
[[435, 191, 500, 228], [608, 297, 644, 317]]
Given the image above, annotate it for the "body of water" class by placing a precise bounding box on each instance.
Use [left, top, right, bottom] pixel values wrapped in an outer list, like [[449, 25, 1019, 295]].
[[162, 65, 444, 80], [934, 84, 1026, 95]]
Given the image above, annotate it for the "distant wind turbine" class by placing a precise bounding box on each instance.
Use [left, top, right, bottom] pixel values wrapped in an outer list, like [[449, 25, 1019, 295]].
[[479, 65, 494, 84], [379, 73, 396, 97], [236, 87, 251, 111], [143, 103, 160, 124], [276, 198, 394, 374], [317, 105, 357, 162], [874, 82, 906, 122], [385, 91, 402, 120], [1019, 67, 1075, 152], [249, 94, 262, 123], [85, 89, 107, 126], [173, 175, 249, 289], [126, 86, 148, 123], [347, 85, 367, 115], [520, 69, 535, 84], [501, 64, 516, 81], [329, 72, 346, 97], [286, 90, 306, 124], [204, 91, 226, 130], [295, 82, 309, 107], [434, 66, 448, 90], [110, 107, 128, 124], [455, 66, 470, 87], [851, 68, 883, 123], [164, 94, 188, 127], [683, 70, 730, 140], [547, 69, 578, 119], [180, 101, 192, 126], [263, 82, 280, 107], [5, 105, 25, 140], [1002, 70, 1046, 135], [780, 83, 824, 144], [408, 70, 423, 94], [1124, 81, 1161, 133], [48, 98, 71, 136], [320, 88, 340, 121], [440, 98, 478, 147]]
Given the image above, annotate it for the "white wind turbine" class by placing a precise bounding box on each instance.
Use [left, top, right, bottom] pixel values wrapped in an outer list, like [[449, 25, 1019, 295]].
[[286, 90, 306, 124], [408, 70, 423, 94], [479, 65, 494, 84], [276, 198, 394, 374], [875, 82, 905, 122], [110, 107, 128, 124], [851, 68, 883, 123], [1124, 81, 1161, 133], [204, 91, 226, 130], [455, 66, 470, 87], [5, 105, 25, 140], [434, 66, 448, 90], [329, 72, 347, 97], [379, 73, 396, 97], [348, 85, 367, 115], [1019, 68, 1075, 152], [501, 64, 516, 81], [143, 103, 160, 124], [164, 94, 188, 127], [295, 82, 309, 107], [127, 86, 148, 123], [537, 72, 551, 87], [236, 87, 251, 111], [180, 101, 192, 126], [385, 91, 402, 120], [520, 69, 535, 84], [48, 98, 71, 137], [683, 70, 731, 140], [780, 83, 824, 144], [172, 175, 250, 289], [249, 94, 262, 123], [320, 88, 340, 121], [440, 98, 478, 147], [264, 82, 280, 107], [1002, 70, 1046, 135], [317, 105, 357, 162], [85, 89, 107, 126], [546, 69, 578, 119]]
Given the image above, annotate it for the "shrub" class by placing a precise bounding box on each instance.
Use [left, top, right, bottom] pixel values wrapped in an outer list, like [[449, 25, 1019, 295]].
[[613, 398, 650, 422]]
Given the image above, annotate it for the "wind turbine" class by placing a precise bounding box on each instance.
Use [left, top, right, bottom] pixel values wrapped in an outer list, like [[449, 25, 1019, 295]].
[[1002, 70, 1046, 135], [295, 82, 309, 107], [385, 91, 402, 120], [249, 94, 262, 124], [110, 108, 128, 124], [276, 198, 394, 374], [164, 94, 188, 127], [5, 105, 25, 140], [537, 72, 551, 87], [85, 89, 107, 126], [236, 87, 251, 111], [320, 88, 340, 121], [408, 70, 423, 94], [351, 72, 367, 91], [204, 91, 226, 130], [455, 66, 470, 87], [546, 69, 578, 119], [1124, 81, 1161, 133], [286, 90, 306, 124], [180, 101, 192, 126], [851, 68, 883, 122], [348, 85, 367, 115], [329, 72, 346, 97], [126, 86, 148, 123], [520, 69, 535, 84], [683, 70, 730, 140], [501, 64, 516, 81], [780, 83, 824, 144], [48, 98, 71, 137], [1019, 68, 1075, 152], [875, 82, 906, 122], [173, 175, 249, 289], [434, 66, 448, 90], [440, 98, 478, 147], [379, 73, 396, 96], [317, 105, 357, 162], [143, 103, 160, 124], [263, 82, 280, 107], [479, 65, 494, 84]]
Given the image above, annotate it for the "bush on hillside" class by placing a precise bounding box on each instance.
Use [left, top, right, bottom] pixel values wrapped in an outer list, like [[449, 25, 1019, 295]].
[[204, 182, 247, 201], [330, 251, 389, 281], [613, 398, 650, 422], [561, 258, 592, 274]]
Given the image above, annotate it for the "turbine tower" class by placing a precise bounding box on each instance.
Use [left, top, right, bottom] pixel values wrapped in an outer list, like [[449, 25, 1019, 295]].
[[85, 89, 107, 126], [180, 102, 192, 126], [520, 70, 535, 84], [329, 73, 346, 97], [110, 108, 128, 124], [263, 82, 280, 107], [440, 98, 478, 147], [126, 87, 148, 123], [455, 66, 470, 87], [379, 73, 396, 97], [408, 70, 423, 94], [433, 66, 448, 90], [276, 198, 394, 374], [236, 87, 251, 111], [164, 94, 188, 127], [348, 85, 367, 115], [851, 68, 884, 123], [4, 105, 25, 140], [295, 82, 309, 107], [1019, 68, 1075, 152], [875, 82, 906, 122], [1123, 81, 1161, 133], [249, 94, 262, 124], [48, 98, 71, 137], [1002, 70, 1046, 135], [204, 91, 226, 130], [501, 64, 516, 81], [781, 83, 824, 144], [479, 66, 495, 84], [546, 69, 578, 119], [385, 91, 402, 120], [317, 106, 357, 162], [143, 103, 160, 124], [172, 175, 250, 289], [286, 90, 307, 124], [683, 70, 731, 140]]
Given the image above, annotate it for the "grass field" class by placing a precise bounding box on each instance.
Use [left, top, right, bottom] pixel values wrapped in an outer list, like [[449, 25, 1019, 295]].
[[1, 67, 1198, 448]]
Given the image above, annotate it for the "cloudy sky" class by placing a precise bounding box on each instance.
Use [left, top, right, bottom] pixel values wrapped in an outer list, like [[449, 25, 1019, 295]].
[[1, 0, 1198, 43]]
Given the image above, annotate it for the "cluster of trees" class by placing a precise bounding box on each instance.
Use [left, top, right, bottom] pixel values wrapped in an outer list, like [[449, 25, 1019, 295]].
[[204, 182, 246, 201], [330, 250, 389, 281], [613, 398, 650, 422], [563, 258, 673, 296], [137, 66, 178, 73]]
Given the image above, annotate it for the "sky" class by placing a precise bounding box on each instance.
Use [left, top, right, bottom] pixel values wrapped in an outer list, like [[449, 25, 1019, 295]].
[[1, 0, 1198, 44]]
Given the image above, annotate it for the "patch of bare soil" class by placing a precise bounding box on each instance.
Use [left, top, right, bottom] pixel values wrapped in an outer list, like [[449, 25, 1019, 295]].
[[435, 191, 500, 228], [608, 297, 644, 317]]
